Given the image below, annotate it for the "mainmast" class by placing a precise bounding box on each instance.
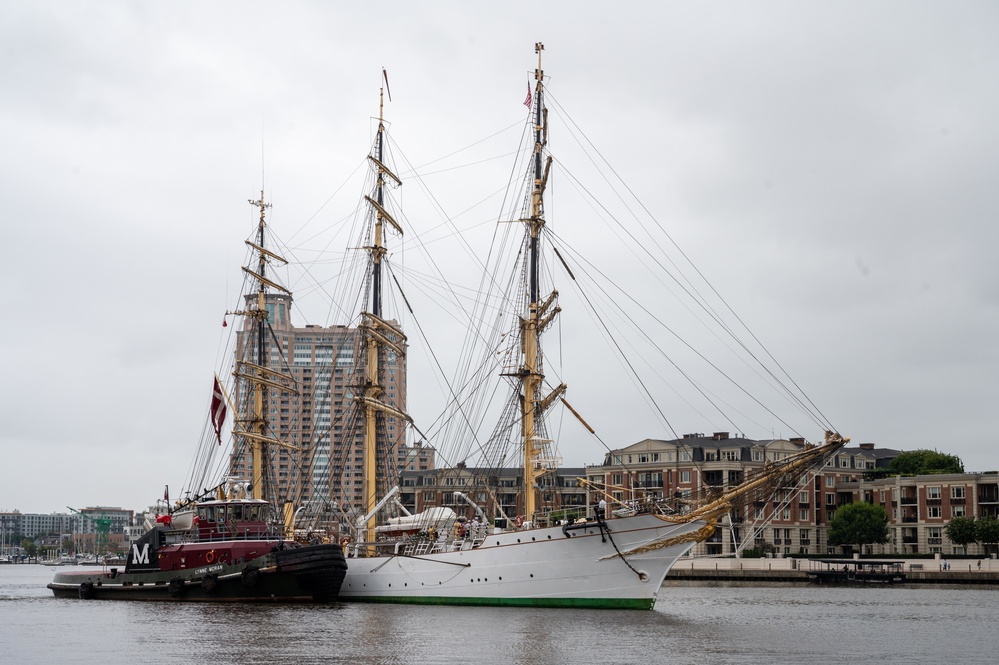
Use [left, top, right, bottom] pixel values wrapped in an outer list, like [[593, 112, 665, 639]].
[[521, 43, 566, 520], [360, 74, 409, 547]]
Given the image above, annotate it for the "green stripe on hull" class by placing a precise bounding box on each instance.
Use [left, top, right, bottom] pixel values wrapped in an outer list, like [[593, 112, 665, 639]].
[[342, 595, 654, 610]]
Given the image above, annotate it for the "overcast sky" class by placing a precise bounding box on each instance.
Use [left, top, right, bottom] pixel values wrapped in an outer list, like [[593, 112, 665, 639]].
[[3, 1, 998, 515]]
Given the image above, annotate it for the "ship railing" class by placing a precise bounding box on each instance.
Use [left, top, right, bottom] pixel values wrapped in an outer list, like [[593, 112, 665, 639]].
[[168, 529, 284, 544]]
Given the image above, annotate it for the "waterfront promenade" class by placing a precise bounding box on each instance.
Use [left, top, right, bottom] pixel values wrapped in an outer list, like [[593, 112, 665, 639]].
[[668, 555, 999, 584]]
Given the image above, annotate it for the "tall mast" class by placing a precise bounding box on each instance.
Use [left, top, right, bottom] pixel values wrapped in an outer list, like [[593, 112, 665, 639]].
[[231, 192, 292, 503], [521, 43, 565, 520], [249, 193, 273, 501], [360, 75, 407, 547]]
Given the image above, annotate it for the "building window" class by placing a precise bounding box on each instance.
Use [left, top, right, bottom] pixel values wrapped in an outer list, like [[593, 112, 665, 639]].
[[825, 476, 834, 487], [927, 506, 942, 518], [951, 486, 965, 499], [799, 509, 810, 521], [952, 505, 966, 518], [680, 471, 691, 483]]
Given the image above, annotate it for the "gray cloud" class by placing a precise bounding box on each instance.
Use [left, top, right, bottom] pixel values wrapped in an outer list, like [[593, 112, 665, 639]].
[[3, 1, 998, 514]]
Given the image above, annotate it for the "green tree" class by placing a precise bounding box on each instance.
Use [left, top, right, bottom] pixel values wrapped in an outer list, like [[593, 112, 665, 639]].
[[887, 449, 963, 475], [829, 502, 890, 550], [976, 516, 999, 555], [945, 516, 978, 550], [20, 538, 38, 559]]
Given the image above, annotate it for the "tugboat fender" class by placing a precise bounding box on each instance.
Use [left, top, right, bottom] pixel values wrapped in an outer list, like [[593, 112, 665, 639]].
[[241, 566, 259, 587], [78, 581, 94, 600], [201, 573, 218, 592], [168, 577, 185, 598]]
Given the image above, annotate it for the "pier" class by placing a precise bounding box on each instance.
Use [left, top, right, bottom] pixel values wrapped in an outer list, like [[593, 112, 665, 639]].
[[666, 556, 999, 585]]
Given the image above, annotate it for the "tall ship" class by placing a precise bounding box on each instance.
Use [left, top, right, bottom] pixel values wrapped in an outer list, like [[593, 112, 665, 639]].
[[327, 44, 849, 610], [48, 194, 348, 602]]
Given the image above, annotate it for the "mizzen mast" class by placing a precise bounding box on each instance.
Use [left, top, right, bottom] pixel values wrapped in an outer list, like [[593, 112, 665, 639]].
[[521, 42, 566, 520], [231, 193, 295, 502]]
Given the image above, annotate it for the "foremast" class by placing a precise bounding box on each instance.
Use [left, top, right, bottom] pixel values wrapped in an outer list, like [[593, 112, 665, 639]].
[[521, 42, 566, 520], [360, 76, 411, 547]]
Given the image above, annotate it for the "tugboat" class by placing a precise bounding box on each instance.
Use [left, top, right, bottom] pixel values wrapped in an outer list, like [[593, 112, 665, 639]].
[[49, 185, 348, 602], [48, 486, 347, 602]]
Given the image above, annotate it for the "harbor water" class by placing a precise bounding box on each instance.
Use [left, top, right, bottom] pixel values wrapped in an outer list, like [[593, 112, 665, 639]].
[[2, 564, 997, 664]]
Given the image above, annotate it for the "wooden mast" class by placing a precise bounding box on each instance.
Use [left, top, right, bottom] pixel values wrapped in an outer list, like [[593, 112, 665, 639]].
[[521, 42, 566, 521], [248, 193, 273, 501], [231, 193, 296, 504], [361, 75, 403, 547]]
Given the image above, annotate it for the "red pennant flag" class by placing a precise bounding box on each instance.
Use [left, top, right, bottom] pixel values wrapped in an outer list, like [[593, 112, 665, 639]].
[[383, 67, 392, 102], [523, 83, 532, 109], [222, 317, 228, 328], [210, 377, 227, 445]]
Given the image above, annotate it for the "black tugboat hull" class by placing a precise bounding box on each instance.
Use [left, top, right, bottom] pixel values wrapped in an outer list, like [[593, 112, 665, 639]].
[[48, 544, 347, 603]]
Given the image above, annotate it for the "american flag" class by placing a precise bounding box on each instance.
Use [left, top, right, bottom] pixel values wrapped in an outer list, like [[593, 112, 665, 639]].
[[523, 83, 532, 109]]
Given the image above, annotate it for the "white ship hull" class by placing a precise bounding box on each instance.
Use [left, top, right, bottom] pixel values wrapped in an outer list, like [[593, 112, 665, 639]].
[[339, 514, 707, 609]]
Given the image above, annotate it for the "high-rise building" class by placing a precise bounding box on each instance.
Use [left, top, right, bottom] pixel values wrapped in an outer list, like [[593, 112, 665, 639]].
[[230, 293, 431, 513]]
